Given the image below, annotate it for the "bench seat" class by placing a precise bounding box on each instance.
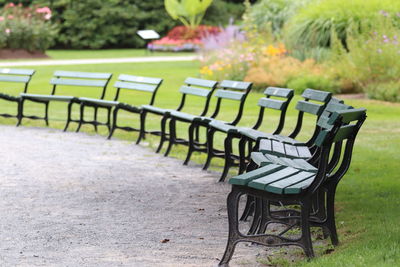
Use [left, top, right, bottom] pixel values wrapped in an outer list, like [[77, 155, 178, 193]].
[[141, 104, 172, 115], [258, 139, 311, 159], [208, 120, 238, 134], [79, 97, 119, 107], [251, 152, 317, 172], [20, 93, 75, 102], [170, 110, 198, 122]]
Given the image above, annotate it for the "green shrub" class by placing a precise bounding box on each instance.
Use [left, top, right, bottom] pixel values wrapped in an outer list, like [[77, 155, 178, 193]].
[[285, 0, 400, 53], [0, 3, 57, 52], [365, 82, 400, 102], [287, 75, 339, 95]]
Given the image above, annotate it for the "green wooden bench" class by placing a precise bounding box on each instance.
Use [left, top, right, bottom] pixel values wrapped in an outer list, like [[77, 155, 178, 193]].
[[218, 107, 367, 266], [206, 87, 294, 182], [135, 77, 218, 153], [0, 68, 35, 123], [237, 88, 332, 173], [137, 77, 218, 152], [76, 74, 163, 135], [165, 80, 253, 165], [18, 71, 112, 130]]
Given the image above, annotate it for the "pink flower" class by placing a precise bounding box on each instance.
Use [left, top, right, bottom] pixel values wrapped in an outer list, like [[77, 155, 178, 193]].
[[5, 28, 11, 34], [7, 15, 13, 19], [7, 3, 15, 8], [36, 7, 52, 14], [0, 16, 4, 21], [44, 13, 51, 20]]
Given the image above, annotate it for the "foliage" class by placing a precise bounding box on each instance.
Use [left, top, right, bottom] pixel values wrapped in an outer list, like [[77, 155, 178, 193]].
[[164, 0, 213, 29], [287, 75, 339, 94], [285, 0, 400, 52], [329, 16, 400, 100], [0, 2, 57, 51], [203, 0, 245, 26], [37, 0, 176, 49], [246, 0, 309, 37]]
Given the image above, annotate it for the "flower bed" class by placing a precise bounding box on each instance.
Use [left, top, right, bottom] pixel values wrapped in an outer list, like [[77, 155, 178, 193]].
[[148, 25, 220, 52]]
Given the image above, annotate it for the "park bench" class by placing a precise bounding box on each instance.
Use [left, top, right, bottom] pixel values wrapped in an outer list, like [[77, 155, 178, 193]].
[[0, 68, 35, 123], [18, 71, 112, 130], [218, 107, 367, 266], [167, 80, 253, 165], [206, 87, 294, 182], [136, 77, 218, 154], [237, 89, 332, 173], [77, 74, 163, 136]]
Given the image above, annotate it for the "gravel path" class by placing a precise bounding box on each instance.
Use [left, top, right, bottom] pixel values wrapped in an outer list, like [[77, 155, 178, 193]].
[[0, 125, 268, 267]]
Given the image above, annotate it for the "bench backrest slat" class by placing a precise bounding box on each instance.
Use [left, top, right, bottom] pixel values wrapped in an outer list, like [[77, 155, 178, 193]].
[[114, 81, 158, 93], [219, 80, 252, 90], [0, 75, 31, 83], [50, 78, 108, 87], [214, 89, 246, 101], [54, 70, 112, 80], [257, 98, 286, 110], [0, 68, 35, 76], [302, 88, 332, 102], [179, 85, 212, 97], [264, 87, 294, 98], [317, 101, 352, 129], [184, 77, 217, 88], [295, 100, 325, 115], [118, 74, 162, 85]]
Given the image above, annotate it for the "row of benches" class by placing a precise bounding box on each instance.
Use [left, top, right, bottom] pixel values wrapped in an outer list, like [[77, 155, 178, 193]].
[[0, 68, 367, 264]]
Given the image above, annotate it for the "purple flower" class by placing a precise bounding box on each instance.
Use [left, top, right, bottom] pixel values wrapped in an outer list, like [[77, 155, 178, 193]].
[[379, 10, 389, 17]]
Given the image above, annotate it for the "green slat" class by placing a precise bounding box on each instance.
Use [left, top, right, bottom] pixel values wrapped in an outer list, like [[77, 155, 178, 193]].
[[315, 130, 329, 147], [257, 97, 285, 110], [284, 176, 314, 194], [114, 81, 157, 92], [209, 120, 237, 133], [296, 146, 311, 158], [229, 164, 283, 185], [0, 75, 30, 83], [219, 80, 252, 90], [248, 167, 300, 190], [264, 87, 293, 98], [272, 140, 285, 156], [185, 77, 217, 88], [118, 74, 162, 85], [79, 97, 118, 106], [301, 88, 332, 102], [296, 100, 325, 115], [0, 68, 35, 75], [273, 135, 303, 146], [50, 78, 107, 87], [179, 85, 211, 97], [284, 144, 299, 158], [251, 152, 270, 166], [214, 89, 245, 101], [258, 139, 272, 154], [170, 110, 196, 121], [317, 101, 352, 129], [141, 104, 169, 114], [266, 171, 315, 194], [54, 70, 111, 79], [328, 108, 367, 124], [333, 124, 358, 142], [20, 93, 74, 102], [292, 159, 317, 172]]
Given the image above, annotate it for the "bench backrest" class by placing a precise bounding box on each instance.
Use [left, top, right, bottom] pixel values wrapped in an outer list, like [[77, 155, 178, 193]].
[[289, 88, 332, 144], [176, 77, 218, 116], [208, 80, 252, 125], [0, 68, 35, 94], [50, 70, 112, 99], [253, 87, 294, 134], [113, 74, 163, 105], [307, 107, 367, 194]]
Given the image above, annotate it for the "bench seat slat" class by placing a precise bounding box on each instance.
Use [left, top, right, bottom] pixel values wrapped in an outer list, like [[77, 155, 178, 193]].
[[141, 104, 170, 115], [214, 89, 245, 101], [54, 70, 111, 80], [239, 128, 274, 141], [248, 167, 300, 190], [79, 97, 119, 106], [114, 81, 157, 92], [229, 164, 284, 186], [170, 110, 197, 121], [209, 120, 238, 133], [284, 144, 299, 158], [20, 93, 74, 102], [296, 146, 312, 158], [266, 171, 315, 194], [258, 139, 272, 154], [283, 176, 315, 194], [271, 140, 285, 156], [50, 78, 107, 87]]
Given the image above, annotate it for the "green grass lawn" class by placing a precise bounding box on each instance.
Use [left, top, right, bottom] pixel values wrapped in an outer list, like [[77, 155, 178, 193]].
[[0, 58, 399, 267], [0, 49, 195, 62]]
